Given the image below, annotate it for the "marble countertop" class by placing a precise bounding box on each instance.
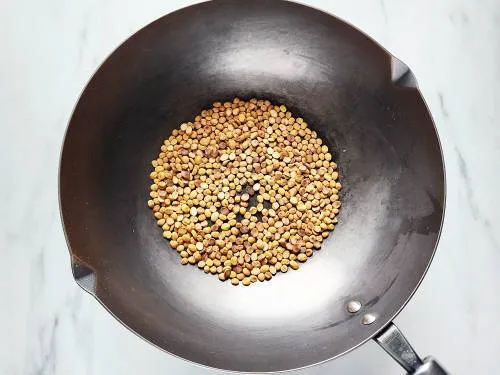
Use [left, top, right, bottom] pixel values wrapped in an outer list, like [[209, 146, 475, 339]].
[[1, 0, 499, 374]]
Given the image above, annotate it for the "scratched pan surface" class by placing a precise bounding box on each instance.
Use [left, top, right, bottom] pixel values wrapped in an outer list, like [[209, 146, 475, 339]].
[[59, 0, 445, 372]]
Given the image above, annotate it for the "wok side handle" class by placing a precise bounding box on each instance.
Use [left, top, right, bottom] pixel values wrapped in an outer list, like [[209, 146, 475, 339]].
[[374, 323, 449, 375], [71, 258, 97, 295]]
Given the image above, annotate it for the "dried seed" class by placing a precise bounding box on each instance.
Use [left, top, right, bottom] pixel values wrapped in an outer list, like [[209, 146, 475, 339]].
[[297, 253, 308, 262], [148, 98, 341, 285]]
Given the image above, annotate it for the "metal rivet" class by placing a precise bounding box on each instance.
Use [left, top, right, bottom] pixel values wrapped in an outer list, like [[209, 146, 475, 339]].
[[361, 313, 376, 325], [347, 300, 362, 313]]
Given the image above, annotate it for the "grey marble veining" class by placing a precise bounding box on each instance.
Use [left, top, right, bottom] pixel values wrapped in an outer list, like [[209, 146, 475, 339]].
[[1, 0, 499, 374]]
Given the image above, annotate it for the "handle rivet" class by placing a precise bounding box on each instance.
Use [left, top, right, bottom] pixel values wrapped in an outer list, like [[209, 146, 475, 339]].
[[361, 313, 376, 325], [347, 300, 362, 313]]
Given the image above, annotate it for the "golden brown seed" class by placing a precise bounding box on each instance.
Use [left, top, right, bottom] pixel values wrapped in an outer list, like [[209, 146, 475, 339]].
[[148, 98, 341, 284], [297, 253, 308, 262]]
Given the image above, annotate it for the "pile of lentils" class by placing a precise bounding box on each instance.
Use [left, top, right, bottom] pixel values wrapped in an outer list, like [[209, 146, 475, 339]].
[[148, 98, 341, 286]]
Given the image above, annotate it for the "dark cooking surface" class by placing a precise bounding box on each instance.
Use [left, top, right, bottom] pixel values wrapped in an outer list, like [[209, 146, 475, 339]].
[[59, 0, 444, 372]]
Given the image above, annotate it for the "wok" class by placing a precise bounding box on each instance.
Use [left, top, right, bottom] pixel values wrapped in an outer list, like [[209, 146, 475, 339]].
[[60, 0, 447, 373]]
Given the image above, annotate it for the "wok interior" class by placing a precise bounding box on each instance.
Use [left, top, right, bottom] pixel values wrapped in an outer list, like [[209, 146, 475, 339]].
[[60, 1, 444, 372]]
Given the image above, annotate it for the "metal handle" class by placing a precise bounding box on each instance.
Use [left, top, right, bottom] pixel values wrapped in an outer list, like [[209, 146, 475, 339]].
[[374, 323, 449, 375], [71, 259, 96, 294]]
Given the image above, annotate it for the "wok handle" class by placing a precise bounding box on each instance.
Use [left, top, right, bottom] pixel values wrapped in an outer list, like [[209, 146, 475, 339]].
[[71, 258, 96, 295], [374, 323, 449, 375]]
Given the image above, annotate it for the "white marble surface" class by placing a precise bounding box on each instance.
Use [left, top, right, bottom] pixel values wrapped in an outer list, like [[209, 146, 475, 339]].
[[1, 0, 499, 373]]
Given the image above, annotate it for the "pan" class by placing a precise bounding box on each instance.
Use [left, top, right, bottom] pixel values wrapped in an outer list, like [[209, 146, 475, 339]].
[[59, 1, 447, 373]]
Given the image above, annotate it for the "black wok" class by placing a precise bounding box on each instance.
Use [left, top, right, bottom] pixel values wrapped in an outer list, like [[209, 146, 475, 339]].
[[60, 1, 447, 373]]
